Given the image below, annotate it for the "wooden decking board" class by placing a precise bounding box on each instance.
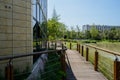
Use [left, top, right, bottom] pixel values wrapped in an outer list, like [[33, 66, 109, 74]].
[[66, 50, 108, 80]]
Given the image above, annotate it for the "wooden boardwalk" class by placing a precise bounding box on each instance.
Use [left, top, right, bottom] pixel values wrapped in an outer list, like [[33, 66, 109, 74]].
[[66, 50, 108, 80]]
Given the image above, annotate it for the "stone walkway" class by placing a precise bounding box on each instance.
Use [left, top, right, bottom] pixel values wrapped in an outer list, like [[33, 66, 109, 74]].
[[66, 50, 108, 80]]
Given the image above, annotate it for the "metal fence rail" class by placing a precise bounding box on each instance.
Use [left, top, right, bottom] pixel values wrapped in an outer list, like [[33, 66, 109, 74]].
[[0, 47, 67, 80]]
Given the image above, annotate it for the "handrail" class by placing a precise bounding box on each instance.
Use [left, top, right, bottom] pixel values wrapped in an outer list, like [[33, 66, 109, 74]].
[[68, 42, 120, 80], [85, 44, 120, 56], [0, 48, 67, 61]]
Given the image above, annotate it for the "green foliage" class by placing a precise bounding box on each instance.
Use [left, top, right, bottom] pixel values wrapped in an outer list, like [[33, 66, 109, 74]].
[[41, 53, 66, 80], [84, 31, 91, 39], [70, 26, 77, 39], [90, 25, 99, 39], [47, 18, 67, 40], [47, 19, 66, 40], [14, 65, 30, 80], [81, 26, 120, 41]]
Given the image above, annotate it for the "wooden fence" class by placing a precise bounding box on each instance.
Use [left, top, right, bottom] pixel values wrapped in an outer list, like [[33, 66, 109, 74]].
[[69, 42, 120, 80]]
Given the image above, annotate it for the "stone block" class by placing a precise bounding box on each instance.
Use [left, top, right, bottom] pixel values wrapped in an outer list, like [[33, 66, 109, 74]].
[[0, 0, 12, 4], [13, 41, 26, 47], [26, 0, 32, 3], [0, 18, 12, 26], [13, 59, 32, 72], [0, 48, 12, 56], [27, 2, 31, 9], [0, 2, 12, 11], [13, 27, 27, 34], [0, 33, 12, 40], [27, 21, 31, 27], [13, 19, 27, 27], [13, 0, 26, 8], [13, 12, 27, 21], [27, 27, 32, 33], [27, 15, 31, 21], [27, 34, 32, 40], [0, 25, 12, 33], [13, 33, 27, 40], [0, 10, 12, 18], [26, 41, 32, 47], [0, 41, 12, 48], [27, 8, 31, 15], [27, 46, 33, 53], [13, 47, 27, 54], [13, 5, 27, 14]]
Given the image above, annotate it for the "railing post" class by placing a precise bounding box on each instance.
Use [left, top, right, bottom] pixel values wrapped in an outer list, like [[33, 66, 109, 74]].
[[62, 43, 64, 49], [48, 41, 50, 49], [114, 58, 120, 80], [61, 52, 66, 80], [94, 50, 98, 71], [70, 42, 72, 49], [79, 44, 80, 53], [55, 42, 57, 50], [61, 46, 66, 80], [5, 61, 13, 80], [86, 47, 89, 61], [77, 43, 78, 51], [81, 45, 84, 56], [78, 44, 79, 52]]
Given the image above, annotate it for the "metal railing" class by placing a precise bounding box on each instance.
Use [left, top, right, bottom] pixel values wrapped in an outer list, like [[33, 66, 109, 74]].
[[0, 42, 67, 80], [68, 42, 120, 80]]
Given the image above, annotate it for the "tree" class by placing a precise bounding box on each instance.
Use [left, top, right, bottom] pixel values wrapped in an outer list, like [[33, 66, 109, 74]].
[[76, 25, 81, 39], [58, 23, 67, 38], [108, 28, 118, 40], [84, 30, 91, 39], [70, 26, 77, 39], [47, 8, 67, 40], [90, 25, 99, 40], [115, 29, 120, 40]]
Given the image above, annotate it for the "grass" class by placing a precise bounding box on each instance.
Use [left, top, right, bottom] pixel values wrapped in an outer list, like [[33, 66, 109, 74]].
[[82, 45, 115, 80], [65, 42, 78, 50], [67, 41, 116, 80]]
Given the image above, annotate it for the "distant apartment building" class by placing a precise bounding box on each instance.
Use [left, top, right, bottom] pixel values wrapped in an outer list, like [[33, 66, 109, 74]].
[[0, 0, 47, 76], [82, 24, 120, 32]]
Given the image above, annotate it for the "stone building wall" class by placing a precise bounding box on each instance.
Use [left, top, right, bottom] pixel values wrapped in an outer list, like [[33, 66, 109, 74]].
[[0, 0, 33, 75]]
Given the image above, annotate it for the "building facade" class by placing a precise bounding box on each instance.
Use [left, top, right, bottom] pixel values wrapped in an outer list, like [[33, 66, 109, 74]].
[[82, 24, 120, 32], [32, 0, 47, 24], [0, 0, 47, 78], [0, 0, 33, 75], [32, 0, 47, 49]]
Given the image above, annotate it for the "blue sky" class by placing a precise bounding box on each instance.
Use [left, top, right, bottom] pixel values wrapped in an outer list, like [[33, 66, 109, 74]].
[[48, 0, 120, 27]]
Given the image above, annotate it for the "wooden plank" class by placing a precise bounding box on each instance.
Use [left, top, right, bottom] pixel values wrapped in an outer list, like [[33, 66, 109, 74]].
[[66, 50, 108, 80]]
